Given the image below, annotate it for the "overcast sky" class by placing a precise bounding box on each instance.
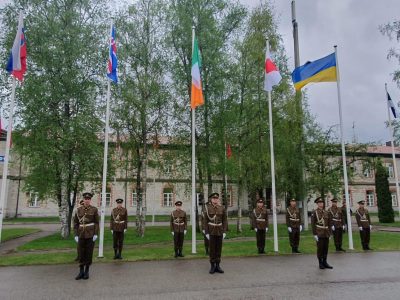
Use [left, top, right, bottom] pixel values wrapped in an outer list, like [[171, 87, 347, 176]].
[[241, 0, 400, 144]]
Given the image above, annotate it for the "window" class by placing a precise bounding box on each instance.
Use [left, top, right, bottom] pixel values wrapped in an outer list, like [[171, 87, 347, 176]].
[[221, 186, 233, 207], [28, 192, 40, 208], [163, 187, 174, 207], [366, 191, 374, 207], [131, 189, 142, 207], [342, 190, 352, 206], [100, 192, 111, 207], [391, 193, 398, 207], [363, 168, 371, 178], [387, 164, 394, 178]]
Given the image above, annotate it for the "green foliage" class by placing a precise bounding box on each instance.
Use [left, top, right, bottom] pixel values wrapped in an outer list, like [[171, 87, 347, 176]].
[[375, 159, 395, 223], [1, 228, 40, 242]]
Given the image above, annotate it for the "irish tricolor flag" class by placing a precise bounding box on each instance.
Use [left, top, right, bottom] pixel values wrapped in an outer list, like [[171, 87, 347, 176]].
[[264, 51, 281, 92], [191, 37, 204, 109]]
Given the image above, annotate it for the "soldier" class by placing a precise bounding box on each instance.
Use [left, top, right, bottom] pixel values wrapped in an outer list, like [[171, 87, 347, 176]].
[[286, 198, 303, 253], [327, 198, 345, 252], [73, 192, 99, 280], [311, 197, 333, 269], [74, 199, 85, 262], [202, 192, 228, 274], [341, 201, 352, 232], [355, 200, 372, 250], [110, 198, 128, 259], [200, 194, 210, 255], [170, 200, 187, 258], [250, 198, 269, 254]]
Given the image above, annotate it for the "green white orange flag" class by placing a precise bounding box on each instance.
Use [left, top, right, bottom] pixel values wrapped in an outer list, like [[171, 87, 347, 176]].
[[191, 37, 204, 109]]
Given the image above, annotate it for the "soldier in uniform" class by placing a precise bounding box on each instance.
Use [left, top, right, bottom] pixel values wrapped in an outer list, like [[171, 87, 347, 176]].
[[110, 198, 128, 259], [250, 198, 269, 254], [202, 192, 228, 274], [341, 201, 352, 232], [73, 192, 99, 280], [200, 194, 210, 255], [74, 199, 85, 262], [327, 198, 345, 252], [170, 200, 187, 258], [355, 200, 372, 250], [311, 197, 333, 269], [286, 198, 303, 253]]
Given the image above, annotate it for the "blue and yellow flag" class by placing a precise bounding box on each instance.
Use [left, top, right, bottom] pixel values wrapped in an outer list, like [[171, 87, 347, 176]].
[[291, 53, 337, 91]]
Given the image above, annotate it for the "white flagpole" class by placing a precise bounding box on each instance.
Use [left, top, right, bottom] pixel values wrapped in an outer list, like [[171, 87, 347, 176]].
[[0, 77, 16, 243], [385, 83, 400, 217], [191, 25, 197, 254], [334, 45, 354, 250], [99, 24, 113, 258], [266, 39, 279, 252]]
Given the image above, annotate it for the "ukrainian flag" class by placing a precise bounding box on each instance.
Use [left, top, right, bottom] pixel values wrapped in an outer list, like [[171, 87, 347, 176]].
[[291, 53, 337, 91]]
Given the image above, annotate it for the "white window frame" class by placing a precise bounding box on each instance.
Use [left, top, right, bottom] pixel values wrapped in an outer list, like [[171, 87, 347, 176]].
[[363, 168, 371, 178], [387, 164, 394, 178], [163, 188, 174, 207], [100, 192, 111, 207], [366, 191, 374, 207], [391, 193, 398, 207], [28, 192, 40, 208]]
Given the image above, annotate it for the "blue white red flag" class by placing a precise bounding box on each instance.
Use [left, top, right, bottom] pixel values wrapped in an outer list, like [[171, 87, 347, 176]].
[[6, 12, 27, 81], [107, 25, 118, 83]]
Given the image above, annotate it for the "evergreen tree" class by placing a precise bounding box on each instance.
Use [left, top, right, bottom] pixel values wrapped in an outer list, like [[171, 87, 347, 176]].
[[375, 159, 395, 223]]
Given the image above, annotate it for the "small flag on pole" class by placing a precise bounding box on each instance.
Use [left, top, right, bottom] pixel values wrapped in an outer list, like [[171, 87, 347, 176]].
[[6, 12, 27, 81], [226, 143, 232, 159], [107, 25, 118, 83], [291, 53, 337, 91], [191, 37, 204, 109], [264, 51, 282, 92], [387, 91, 397, 119]]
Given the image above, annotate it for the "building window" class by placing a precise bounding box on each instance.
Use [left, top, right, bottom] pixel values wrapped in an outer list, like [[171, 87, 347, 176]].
[[366, 191, 374, 207], [342, 190, 352, 206], [100, 192, 111, 207], [387, 164, 394, 178], [28, 192, 40, 208], [131, 189, 139, 207], [163, 187, 174, 207], [221, 186, 233, 207], [391, 193, 398, 207], [363, 168, 371, 178]]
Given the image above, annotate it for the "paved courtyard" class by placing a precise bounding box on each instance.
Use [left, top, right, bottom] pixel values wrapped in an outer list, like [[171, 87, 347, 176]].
[[0, 251, 399, 299]]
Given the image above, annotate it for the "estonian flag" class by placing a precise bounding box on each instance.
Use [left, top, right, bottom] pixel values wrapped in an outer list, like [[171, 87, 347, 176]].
[[387, 91, 397, 119]]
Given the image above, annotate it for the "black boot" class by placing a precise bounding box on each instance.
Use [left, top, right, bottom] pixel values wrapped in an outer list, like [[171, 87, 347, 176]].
[[174, 250, 178, 258], [118, 250, 123, 259], [83, 265, 90, 279], [178, 249, 184, 257], [257, 248, 261, 254], [260, 248, 265, 254], [215, 263, 224, 273], [209, 262, 216, 274], [292, 247, 296, 253], [75, 266, 84, 280], [205, 248, 209, 255], [323, 259, 333, 269], [113, 249, 118, 259], [294, 247, 301, 253], [319, 258, 325, 269], [338, 247, 346, 252]]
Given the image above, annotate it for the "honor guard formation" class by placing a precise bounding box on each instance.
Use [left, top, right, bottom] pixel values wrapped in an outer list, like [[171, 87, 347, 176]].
[[72, 191, 372, 279]]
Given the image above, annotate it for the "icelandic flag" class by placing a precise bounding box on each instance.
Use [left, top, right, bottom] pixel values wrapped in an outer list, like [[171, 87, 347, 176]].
[[6, 12, 27, 81], [107, 25, 118, 83], [387, 91, 397, 118], [264, 50, 282, 92]]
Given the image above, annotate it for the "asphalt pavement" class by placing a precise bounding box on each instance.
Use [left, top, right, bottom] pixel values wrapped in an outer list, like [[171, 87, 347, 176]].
[[0, 251, 399, 300]]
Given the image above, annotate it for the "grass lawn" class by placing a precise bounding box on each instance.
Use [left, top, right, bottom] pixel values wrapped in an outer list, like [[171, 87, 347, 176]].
[[373, 221, 400, 227], [1, 224, 398, 267], [1, 228, 41, 242]]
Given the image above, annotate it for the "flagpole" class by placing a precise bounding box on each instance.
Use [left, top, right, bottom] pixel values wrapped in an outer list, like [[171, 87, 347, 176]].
[[334, 45, 354, 250], [191, 25, 197, 254], [385, 83, 400, 217], [266, 39, 279, 252], [0, 77, 16, 243]]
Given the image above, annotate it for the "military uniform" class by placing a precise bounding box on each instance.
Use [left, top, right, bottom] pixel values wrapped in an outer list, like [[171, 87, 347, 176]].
[[201, 207, 210, 254], [170, 201, 187, 258], [311, 198, 333, 269], [110, 198, 128, 259], [327, 199, 345, 251], [250, 200, 269, 254], [73, 192, 99, 280], [355, 201, 372, 250], [202, 193, 227, 274], [286, 201, 302, 253]]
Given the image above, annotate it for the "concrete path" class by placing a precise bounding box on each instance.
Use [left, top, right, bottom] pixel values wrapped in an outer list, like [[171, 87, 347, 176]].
[[0, 251, 399, 300]]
